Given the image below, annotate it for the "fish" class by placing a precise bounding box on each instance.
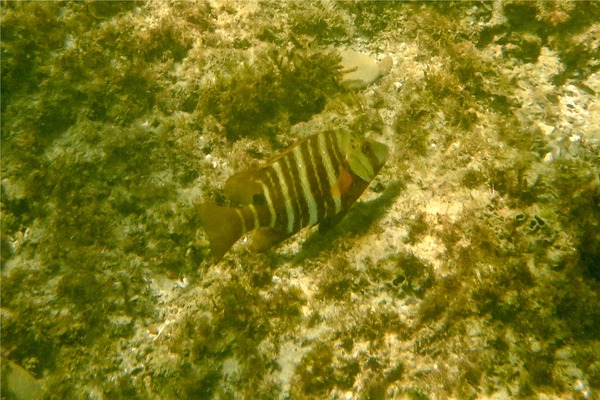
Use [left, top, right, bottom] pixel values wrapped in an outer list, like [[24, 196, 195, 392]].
[[196, 130, 389, 261]]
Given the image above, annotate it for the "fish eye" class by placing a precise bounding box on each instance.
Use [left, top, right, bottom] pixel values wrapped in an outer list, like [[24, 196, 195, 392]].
[[361, 142, 371, 155]]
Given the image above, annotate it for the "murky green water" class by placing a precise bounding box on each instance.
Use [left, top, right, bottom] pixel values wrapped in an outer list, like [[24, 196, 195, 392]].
[[2, 2, 599, 399]]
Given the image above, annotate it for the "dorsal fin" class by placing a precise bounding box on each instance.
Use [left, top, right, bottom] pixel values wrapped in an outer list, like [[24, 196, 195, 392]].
[[250, 227, 290, 253], [225, 135, 312, 204], [264, 135, 311, 166], [224, 170, 263, 206]]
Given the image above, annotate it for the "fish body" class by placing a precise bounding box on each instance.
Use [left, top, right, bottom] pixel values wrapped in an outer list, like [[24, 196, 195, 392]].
[[197, 130, 388, 261]]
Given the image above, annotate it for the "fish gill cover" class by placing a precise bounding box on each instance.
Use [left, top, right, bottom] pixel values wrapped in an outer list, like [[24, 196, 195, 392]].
[[1, 1, 599, 399]]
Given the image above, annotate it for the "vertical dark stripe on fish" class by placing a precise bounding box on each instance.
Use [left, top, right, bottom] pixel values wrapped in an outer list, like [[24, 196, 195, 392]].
[[298, 138, 322, 224], [278, 156, 300, 234], [322, 132, 343, 217], [290, 145, 315, 227], [255, 176, 276, 228], [309, 134, 333, 220], [283, 153, 307, 232], [263, 166, 286, 232], [270, 160, 294, 234]]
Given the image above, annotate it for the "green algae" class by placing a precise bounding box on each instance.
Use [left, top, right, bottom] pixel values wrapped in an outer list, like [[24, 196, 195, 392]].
[[1, 1, 600, 399]]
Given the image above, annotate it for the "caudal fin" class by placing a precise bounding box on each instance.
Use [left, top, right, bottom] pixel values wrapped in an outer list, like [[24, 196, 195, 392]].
[[196, 203, 245, 262]]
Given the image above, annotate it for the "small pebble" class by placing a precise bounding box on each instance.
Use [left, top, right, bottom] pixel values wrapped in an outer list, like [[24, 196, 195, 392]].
[[148, 324, 161, 335], [379, 55, 393, 76], [537, 121, 556, 136]]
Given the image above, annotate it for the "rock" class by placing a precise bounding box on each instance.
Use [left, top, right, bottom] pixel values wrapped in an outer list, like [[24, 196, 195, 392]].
[[537, 121, 556, 136], [339, 49, 392, 89]]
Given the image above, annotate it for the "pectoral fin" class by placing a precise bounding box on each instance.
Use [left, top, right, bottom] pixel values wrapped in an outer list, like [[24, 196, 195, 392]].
[[331, 166, 353, 199]]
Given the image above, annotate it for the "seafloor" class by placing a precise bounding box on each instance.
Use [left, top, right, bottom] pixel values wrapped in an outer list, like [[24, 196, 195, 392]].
[[1, 1, 599, 399]]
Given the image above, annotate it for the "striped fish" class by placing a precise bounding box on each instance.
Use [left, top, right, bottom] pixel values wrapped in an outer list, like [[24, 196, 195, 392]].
[[197, 130, 388, 261]]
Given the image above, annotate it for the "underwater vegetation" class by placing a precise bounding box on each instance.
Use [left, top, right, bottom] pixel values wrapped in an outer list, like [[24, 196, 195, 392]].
[[1, 1, 599, 399]]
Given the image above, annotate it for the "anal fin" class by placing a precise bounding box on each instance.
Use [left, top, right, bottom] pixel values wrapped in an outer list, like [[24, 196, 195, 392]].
[[250, 228, 290, 253]]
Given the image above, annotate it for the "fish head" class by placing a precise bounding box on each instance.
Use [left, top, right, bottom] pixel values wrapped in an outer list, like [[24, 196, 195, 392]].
[[339, 132, 389, 182]]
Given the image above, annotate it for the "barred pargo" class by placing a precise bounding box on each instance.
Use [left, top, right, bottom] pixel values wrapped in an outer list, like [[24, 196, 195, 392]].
[[197, 130, 389, 261]]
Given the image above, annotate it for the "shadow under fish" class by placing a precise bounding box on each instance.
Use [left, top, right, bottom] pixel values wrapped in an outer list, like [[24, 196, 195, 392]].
[[296, 179, 403, 262]]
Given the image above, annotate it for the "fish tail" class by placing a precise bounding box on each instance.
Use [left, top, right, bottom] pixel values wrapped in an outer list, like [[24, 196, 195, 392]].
[[196, 203, 245, 262]]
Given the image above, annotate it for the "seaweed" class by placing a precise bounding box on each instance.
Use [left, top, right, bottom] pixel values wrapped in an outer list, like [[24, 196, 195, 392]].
[[200, 43, 341, 140], [290, 342, 336, 397]]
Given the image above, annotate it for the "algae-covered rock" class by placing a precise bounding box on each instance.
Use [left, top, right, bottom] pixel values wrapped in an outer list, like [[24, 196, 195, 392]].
[[1, 1, 599, 399]]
